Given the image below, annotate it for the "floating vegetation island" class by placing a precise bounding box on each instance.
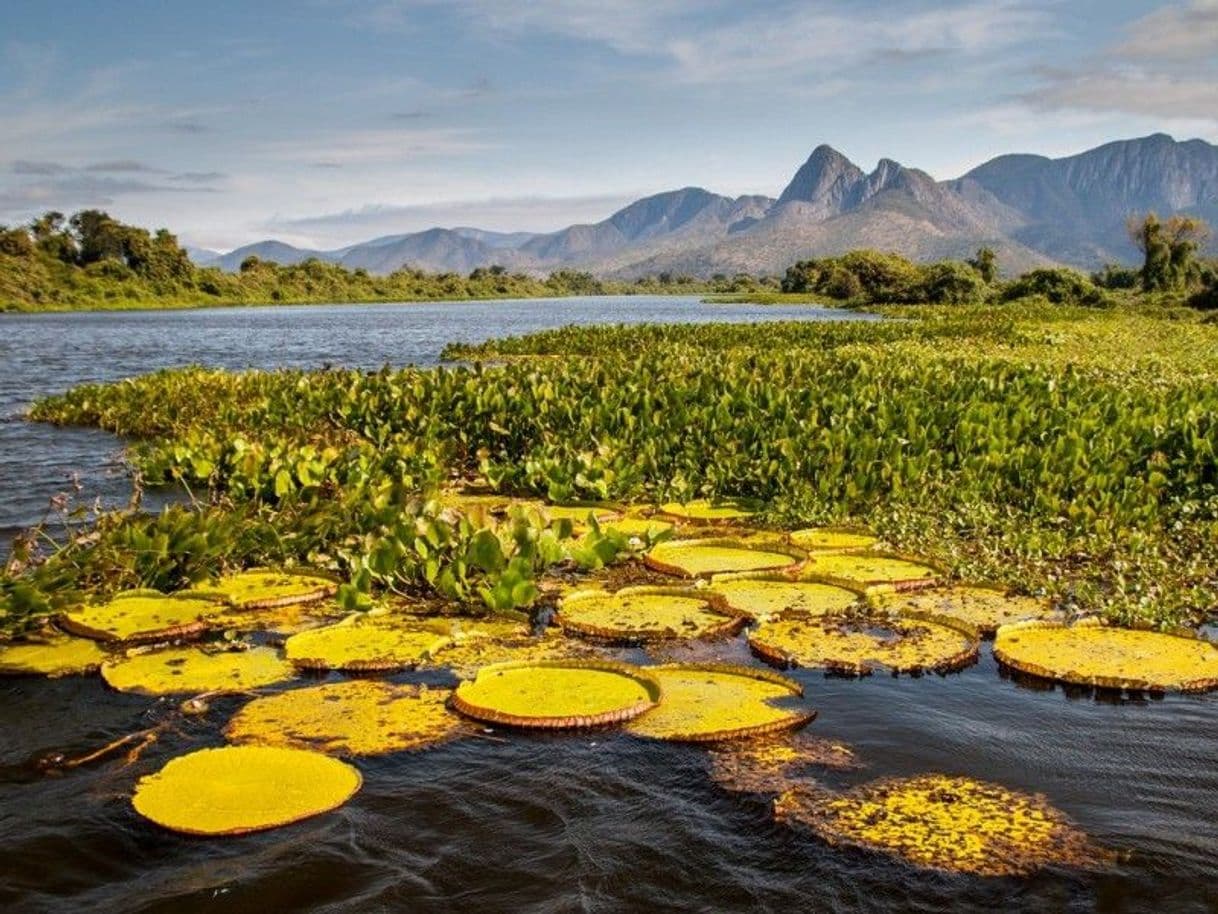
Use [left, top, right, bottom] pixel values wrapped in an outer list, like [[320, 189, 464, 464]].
[[4, 305, 1218, 880]]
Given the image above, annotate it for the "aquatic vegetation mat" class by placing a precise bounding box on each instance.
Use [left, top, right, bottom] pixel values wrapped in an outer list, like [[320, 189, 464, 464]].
[[788, 528, 878, 553], [132, 745, 361, 836], [60, 590, 224, 643], [0, 633, 108, 677], [556, 587, 745, 643], [451, 660, 661, 729], [658, 499, 757, 523], [625, 663, 813, 742], [993, 620, 1218, 692], [773, 775, 1107, 876], [749, 613, 979, 674], [801, 553, 939, 591], [101, 645, 295, 696], [205, 569, 338, 609], [225, 680, 464, 756], [283, 614, 451, 671], [645, 539, 804, 578], [875, 586, 1055, 635], [708, 733, 861, 794], [709, 576, 860, 621]]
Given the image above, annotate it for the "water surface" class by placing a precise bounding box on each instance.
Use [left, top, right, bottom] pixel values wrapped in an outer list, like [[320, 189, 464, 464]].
[[1, 297, 1214, 913]]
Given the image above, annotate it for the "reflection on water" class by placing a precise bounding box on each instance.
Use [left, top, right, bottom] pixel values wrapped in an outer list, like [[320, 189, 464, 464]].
[[1, 298, 1215, 912]]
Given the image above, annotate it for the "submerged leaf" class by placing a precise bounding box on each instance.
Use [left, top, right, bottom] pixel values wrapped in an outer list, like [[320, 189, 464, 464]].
[[626, 663, 814, 742], [132, 745, 361, 836], [774, 774, 1110, 876], [658, 499, 757, 523], [226, 680, 465, 756], [800, 553, 939, 591], [708, 732, 861, 794]]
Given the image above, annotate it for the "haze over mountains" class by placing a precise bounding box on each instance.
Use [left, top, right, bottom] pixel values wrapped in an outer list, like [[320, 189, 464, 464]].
[[199, 134, 1218, 278]]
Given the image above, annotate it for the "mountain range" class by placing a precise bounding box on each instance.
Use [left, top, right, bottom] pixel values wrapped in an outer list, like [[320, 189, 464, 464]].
[[197, 134, 1218, 278]]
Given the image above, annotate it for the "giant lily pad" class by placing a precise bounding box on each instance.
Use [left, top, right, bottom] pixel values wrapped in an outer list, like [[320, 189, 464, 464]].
[[556, 587, 745, 643], [994, 619, 1218, 692], [801, 553, 939, 591], [60, 590, 224, 644], [226, 680, 465, 756], [102, 645, 295, 696], [875, 585, 1056, 636], [283, 614, 451, 671], [0, 633, 108, 677], [543, 504, 622, 524], [205, 569, 338, 610], [625, 663, 814, 742], [709, 575, 861, 622], [773, 775, 1109, 876], [132, 745, 361, 836], [749, 612, 979, 675], [658, 499, 757, 523], [788, 528, 878, 553], [451, 660, 661, 729], [645, 539, 804, 579]]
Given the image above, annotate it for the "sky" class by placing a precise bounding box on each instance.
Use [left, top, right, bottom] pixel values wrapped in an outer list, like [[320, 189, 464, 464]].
[[2, 0, 1216, 252]]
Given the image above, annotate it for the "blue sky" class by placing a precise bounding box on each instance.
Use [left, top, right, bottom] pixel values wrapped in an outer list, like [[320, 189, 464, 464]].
[[2, 0, 1215, 250]]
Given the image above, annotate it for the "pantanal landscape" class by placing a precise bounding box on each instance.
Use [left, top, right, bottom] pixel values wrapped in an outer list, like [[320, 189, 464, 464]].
[[3, 2, 1218, 912]]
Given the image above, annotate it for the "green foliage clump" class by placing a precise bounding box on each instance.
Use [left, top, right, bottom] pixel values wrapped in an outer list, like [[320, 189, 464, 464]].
[[999, 268, 1113, 308], [781, 250, 989, 305]]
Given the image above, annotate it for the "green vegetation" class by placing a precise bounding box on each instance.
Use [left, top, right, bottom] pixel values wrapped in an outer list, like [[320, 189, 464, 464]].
[[7, 300, 1217, 635], [0, 210, 773, 311]]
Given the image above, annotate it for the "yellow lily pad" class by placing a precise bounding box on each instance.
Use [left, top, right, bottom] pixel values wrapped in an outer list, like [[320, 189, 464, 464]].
[[773, 774, 1109, 876], [625, 663, 814, 742], [994, 619, 1218, 693], [645, 539, 804, 578], [875, 586, 1056, 636], [0, 633, 108, 677], [658, 499, 757, 523], [749, 613, 979, 675], [225, 680, 465, 756], [451, 660, 661, 729], [556, 587, 745, 643], [205, 569, 338, 609], [709, 576, 861, 622], [788, 528, 878, 553], [283, 614, 451, 671], [60, 590, 224, 644], [102, 645, 295, 696], [801, 553, 939, 591], [132, 745, 361, 836], [709, 733, 861, 794]]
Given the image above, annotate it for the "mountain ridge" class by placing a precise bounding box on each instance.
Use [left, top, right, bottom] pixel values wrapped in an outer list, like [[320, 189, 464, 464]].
[[196, 134, 1218, 278]]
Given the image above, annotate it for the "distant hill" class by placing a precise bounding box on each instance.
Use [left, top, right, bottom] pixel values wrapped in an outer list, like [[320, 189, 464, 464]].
[[193, 134, 1218, 278]]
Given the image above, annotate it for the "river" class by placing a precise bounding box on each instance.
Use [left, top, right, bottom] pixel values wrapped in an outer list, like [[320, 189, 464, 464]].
[[0, 297, 1213, 913]]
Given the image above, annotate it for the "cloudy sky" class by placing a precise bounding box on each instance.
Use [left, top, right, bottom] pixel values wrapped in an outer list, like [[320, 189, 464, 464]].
[[2, 0, 1215, 251]]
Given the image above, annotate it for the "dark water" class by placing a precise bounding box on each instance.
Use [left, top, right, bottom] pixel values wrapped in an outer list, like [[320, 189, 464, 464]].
[[1, 298, 1215, 913]]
